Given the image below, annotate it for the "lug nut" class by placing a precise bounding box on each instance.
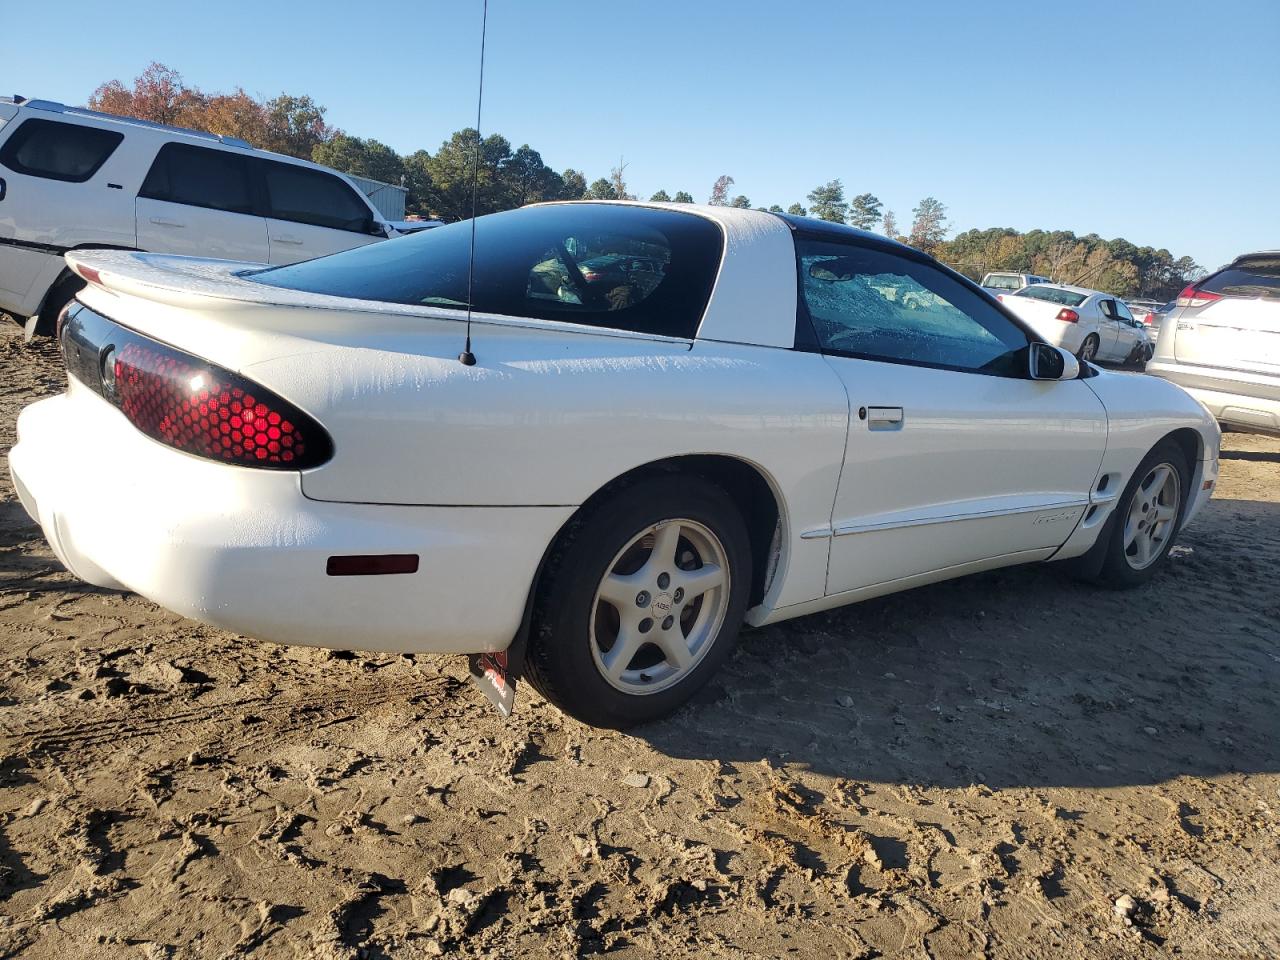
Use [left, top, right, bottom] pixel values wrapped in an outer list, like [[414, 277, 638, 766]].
[[657, 572, 670, 589], [636, 591, 650, 608], [661, 615, 674, 630], [639, 618, 653, 633], [672, 588, 684, 603]]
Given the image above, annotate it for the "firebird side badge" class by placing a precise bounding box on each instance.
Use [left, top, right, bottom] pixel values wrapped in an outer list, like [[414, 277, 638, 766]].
[[1034, 511, 1073, 525]]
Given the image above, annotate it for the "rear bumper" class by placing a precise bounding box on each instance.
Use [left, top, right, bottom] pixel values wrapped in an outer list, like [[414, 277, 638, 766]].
[[1022, 317, 1084, 353], [10, 389, 573, 653], [1147, 359, 1280, 436]]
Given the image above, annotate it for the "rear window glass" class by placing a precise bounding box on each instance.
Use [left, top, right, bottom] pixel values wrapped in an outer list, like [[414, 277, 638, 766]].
[[1017, 286, 1087, 307], [140, 143, 254, 214], [1200, 259, 1280, 300], [0, 118, 123, 182], [984, 274, 1023, 290], [260, 161, 372, 232], [247, 204, 724, 339]]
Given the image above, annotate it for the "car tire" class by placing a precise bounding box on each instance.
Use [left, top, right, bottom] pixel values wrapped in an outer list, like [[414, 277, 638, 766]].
[[1094, 439, 1191, 588], [1077, 334, 1100, 364], [525, 474, 752, 728]]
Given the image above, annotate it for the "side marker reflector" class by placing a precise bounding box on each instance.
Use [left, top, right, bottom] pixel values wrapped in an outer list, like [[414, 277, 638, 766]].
[[326, 554, 420, 576]]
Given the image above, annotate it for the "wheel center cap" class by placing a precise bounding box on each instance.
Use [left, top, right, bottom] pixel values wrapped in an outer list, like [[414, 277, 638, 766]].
[[651, 592, 674, 616]]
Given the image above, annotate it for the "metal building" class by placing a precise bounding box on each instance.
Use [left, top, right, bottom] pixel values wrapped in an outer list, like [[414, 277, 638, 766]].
[[346, 173, 408, 221]]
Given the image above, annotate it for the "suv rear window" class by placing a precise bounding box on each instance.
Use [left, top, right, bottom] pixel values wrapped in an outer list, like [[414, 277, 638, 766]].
[[140, 143, 254, 214], [984, 275, 1023, 290], [247, 204, 724, 339], [260, 161, 372, 232], [1200, 258, 1280, 301], [0, 118, 123, 182]]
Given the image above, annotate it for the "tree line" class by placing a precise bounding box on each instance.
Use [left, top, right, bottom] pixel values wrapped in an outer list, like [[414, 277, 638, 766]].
[[88, 64, 1201, 299]]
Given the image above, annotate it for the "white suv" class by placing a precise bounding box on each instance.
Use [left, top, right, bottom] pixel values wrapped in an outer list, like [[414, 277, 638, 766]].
[[981, 271, 1050, 295], [0, 97, 393, 335], [1147, 252, 1280, 437]]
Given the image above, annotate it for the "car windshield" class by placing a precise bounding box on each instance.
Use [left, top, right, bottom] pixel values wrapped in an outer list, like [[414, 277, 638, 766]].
[[1016, 286, 1088, 307], [246, 204, 724, 338]]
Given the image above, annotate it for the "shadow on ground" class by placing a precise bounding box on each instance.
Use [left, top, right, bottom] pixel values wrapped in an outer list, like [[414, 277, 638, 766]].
[[641, 499, 1280, 791]]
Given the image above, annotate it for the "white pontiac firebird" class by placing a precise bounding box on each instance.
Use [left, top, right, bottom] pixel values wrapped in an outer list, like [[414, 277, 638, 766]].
[[10, 202, 1220, 727]]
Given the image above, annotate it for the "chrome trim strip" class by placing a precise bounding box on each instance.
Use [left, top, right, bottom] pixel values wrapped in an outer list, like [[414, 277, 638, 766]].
[[799, 526, 833, 540], [832, 499, 1089, 537]]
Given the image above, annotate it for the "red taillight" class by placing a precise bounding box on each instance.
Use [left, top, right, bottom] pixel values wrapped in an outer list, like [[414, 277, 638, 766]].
[[111, 340, 331, 469], [1176, 283, 1222, 308], [583, 271, 602, 281], [1056, 308, 1079, 322], [1142, 312, 1157, 326]]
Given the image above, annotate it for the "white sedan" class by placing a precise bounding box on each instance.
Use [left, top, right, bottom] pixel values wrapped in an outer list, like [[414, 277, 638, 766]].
[[998, 283, 1153, 365], [9, 203, 1220, 727]]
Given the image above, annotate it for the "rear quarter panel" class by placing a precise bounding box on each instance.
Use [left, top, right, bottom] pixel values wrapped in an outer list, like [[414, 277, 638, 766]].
[[244, 326, 850, 610]]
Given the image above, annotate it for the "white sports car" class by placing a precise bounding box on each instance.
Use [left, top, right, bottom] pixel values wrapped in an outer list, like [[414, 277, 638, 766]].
[[9, 203, 1220, 726]]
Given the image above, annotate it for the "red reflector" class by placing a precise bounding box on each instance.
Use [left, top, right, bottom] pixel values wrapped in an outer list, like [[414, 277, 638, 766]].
[[76, 264, 102, 286], [1056, 308, 1080, 322], [326, 554, 420, 576]]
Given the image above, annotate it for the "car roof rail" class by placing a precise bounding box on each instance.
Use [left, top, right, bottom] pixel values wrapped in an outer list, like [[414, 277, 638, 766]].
[[22, 99, 254, 149]]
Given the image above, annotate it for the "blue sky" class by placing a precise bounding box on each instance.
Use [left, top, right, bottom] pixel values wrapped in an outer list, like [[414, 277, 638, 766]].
[[5, 0, 1276, 270]]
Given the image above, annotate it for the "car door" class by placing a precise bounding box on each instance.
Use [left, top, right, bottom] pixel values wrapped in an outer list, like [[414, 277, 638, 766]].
[[258, 160, 384, 264], [135, 142, 270, 262], [794, 237, 1109, 595], [1110, 300, 1142, 359], [1096, 298, 1127, 360]]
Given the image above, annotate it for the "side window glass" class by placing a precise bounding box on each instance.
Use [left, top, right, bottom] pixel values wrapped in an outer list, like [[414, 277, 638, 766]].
[[262, 162, 372, 232], [1114, 300, 1136, 324], [0, 118, 123, 182], [1099, 299, 1116, 319], [139, 144, 253, 214], [798, 239, 1029, 376]]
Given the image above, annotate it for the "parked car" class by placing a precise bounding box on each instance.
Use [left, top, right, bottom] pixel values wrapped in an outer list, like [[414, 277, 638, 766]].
[[0, 96, 393, 336], [10, 203, 1219, 727], [998, 283, 1153, 364], [1127, 299, 1176, 329], [1147, 251, 1280, 436], [981, 271, 1050, 295]]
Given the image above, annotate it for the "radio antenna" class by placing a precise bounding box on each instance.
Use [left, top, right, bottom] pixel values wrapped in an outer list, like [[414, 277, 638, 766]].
[[458, 0, 489, 366]]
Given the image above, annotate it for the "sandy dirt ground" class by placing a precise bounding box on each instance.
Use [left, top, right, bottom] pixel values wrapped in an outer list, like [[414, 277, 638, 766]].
[[0, 322, 1277, 959]]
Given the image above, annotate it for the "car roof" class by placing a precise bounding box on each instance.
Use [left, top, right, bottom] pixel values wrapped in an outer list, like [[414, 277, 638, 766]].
[[10, 97, 345, 172], [772, 213, 916, 252]]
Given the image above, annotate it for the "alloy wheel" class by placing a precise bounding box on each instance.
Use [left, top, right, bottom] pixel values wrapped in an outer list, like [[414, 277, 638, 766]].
[[589, 518, 731, 695], [1122, 462, 1181, 570]]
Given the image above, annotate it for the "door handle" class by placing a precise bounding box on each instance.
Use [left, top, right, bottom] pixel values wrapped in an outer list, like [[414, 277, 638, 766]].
[[273, 234, 304, 245], [866, 406, 904, 431], [149, 217, 184, 227]]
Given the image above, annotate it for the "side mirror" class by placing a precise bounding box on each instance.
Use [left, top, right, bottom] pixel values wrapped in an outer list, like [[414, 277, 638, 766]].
[[368, 219, 391, 237], [1029, 342, 1080, 381]]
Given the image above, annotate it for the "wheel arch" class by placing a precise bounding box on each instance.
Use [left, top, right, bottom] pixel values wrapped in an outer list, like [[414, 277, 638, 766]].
[[31, 245, 143, 336], [537, 454, 786, 613], [1162, 426, 1202, 474]]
